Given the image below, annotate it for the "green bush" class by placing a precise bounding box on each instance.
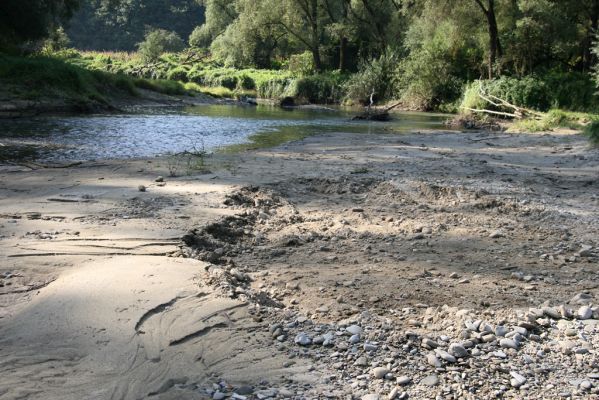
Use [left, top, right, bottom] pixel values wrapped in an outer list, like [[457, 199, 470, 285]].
[[460, 73, 598, 115], [584, 120, 599, 145], [167, 66, 189, 82], [344, 52, 397, 105], [237, 74, 255, 90], [543, 71, 597, 111], [138, 29, 185, 63], [290, 73, 346, 104], [288, 51, 315, 76], [134, 78, 186, 95]]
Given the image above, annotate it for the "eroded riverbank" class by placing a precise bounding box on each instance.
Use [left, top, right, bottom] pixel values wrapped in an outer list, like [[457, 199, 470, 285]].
[[0, 129, 598, 399]]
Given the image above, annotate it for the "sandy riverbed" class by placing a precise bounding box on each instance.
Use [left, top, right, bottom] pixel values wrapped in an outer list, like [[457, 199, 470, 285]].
[[0, 129, 598, 399]]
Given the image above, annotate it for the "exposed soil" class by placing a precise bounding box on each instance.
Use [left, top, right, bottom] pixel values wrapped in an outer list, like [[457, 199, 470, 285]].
[[0, 128, 598, 399]]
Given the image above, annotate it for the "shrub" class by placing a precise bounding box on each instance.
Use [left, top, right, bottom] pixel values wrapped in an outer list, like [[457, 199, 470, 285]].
[[134, 78, 186, 95], [288, 51, 315, 76], [584, 120, 599, 145], [167, 66, 189, 82], [237, 74, 255, 90], [344, 52, 397, 105], [291, 73, 346, 104], [138, 29, 185, 63]]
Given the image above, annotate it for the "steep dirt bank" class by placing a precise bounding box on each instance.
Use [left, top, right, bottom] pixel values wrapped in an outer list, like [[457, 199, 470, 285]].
[[0, 129, 598, 399]]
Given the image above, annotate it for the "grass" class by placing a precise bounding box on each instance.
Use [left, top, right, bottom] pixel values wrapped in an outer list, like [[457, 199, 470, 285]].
[[0, 53, 203, 108], [510, 110, 595, 132], [509, 109, 599, 146]]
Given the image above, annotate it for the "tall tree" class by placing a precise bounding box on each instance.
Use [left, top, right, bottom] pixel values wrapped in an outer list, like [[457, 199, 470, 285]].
[[473, 0, 502, 78], [0, 0, 80, 47]]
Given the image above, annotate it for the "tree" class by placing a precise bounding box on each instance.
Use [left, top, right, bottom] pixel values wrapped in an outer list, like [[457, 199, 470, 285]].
[[0, 0, 79, 48], [138, 29, 185, 62], [473, 0, 502, 78], [67, 0, 204, 51]]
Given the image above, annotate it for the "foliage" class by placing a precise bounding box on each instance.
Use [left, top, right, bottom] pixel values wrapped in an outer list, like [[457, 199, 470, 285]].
[[0, 0, 79, 48], [137, 29, 185, 63], [0, 54, 135, 103], [66, 0, 204, 51], [289, 72, 346, 104], [288, 52, 315, 76], [344, 52, 397, 105], [584, 120, 599, 146], [461, 74, 598, 114]]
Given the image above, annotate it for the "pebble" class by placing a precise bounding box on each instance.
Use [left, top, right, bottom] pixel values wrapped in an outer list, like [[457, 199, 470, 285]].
[[349, 334, 361, 344], [396, 376, 412, 385], [578, 306, 593, 320], [427, 354, 442, 368], [364, 343, 378, 352], [580, 380, 593, 390], [500, 338, 518, 349], [495, 325, 508, 337], [294, 333, 312, 346], [213, 392, 226, 400], [137, 185, 146, 192], [362, 395, 380, 400], [435, 349, 456, 363], [346, 325, 363, 335], [422, 338, 439, 348], [372, 367, 390, 379], [354, 356, 368, 367], [449, 343, 468, 358], [421, 374, 439, 387], [510, 371, 527, 388]]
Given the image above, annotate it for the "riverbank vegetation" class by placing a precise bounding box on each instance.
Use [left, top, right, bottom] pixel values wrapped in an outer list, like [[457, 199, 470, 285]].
[[2, 0, 599, 141]]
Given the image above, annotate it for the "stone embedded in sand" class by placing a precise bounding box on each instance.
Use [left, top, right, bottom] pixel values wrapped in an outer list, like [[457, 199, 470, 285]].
[[510, 371, 527, 388], [294, 333, 312, 346], [346, 325, 363, 335], [396, 375, 412, 385], [421, 374, 439, 387], [361, 395, 380, 400], [449, 343, 468, 358], [213, 391, 226, 400], [579, 245, 593, 257], [427, 354, 442, 368], [138, 185, 146, 192], [371, 367, 389, 379], [578, 306, 593, 320], [155, 176, 164, 182], [489, 230, 504, 239], [435, 349, 456, 363], [500, 338, 518, 349]]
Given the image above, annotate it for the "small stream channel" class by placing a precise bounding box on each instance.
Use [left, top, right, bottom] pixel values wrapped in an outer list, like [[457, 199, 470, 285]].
[[0, 105, 454, 162]]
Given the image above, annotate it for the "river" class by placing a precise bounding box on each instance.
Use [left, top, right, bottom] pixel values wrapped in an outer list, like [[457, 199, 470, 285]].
[[0, 105, 453, 162]]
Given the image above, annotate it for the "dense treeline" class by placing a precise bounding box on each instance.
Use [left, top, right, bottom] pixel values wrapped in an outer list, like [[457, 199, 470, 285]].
[[188, 0, 599, 110], [67, 0, 204, 51], [2, 0, 599, 119]]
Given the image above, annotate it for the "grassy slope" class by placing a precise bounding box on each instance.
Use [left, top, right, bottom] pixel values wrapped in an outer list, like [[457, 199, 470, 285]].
[[0, 53, 201, 113]]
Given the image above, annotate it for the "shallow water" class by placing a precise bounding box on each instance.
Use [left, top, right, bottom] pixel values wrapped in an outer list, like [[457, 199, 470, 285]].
[[0, 105, 453, 162]]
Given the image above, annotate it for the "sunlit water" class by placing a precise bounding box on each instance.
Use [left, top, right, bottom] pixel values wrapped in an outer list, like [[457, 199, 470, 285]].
[[0, 105, 453, 162]]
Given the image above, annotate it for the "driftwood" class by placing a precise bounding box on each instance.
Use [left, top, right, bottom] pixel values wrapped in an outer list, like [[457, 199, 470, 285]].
[[461, 82, 544, 120], [352, 101, 402, 122]]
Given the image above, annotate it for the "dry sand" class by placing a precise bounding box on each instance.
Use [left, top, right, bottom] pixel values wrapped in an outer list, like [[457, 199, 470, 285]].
[[0, 128, 598, 399]]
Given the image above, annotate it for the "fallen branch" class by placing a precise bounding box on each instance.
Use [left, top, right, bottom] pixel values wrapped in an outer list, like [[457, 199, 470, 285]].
[[461, 107, 519, 118]]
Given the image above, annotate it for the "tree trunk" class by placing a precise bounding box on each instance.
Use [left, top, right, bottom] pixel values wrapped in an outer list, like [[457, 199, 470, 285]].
[[339, 36, 348, 71], [486, 0, 502, 78], [475, 0, 502, 79], [582, 0, 599, 72], [309, 0, 322, 71]]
